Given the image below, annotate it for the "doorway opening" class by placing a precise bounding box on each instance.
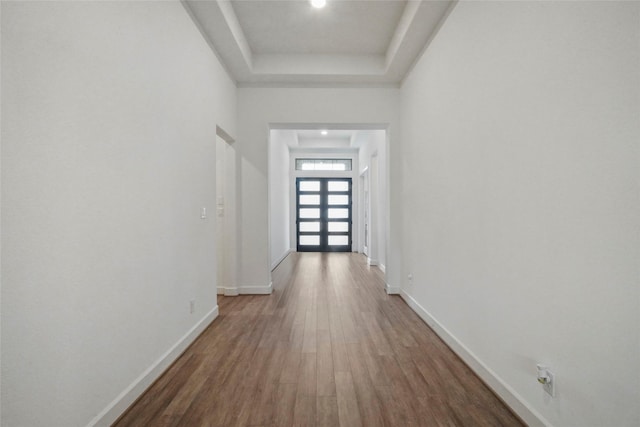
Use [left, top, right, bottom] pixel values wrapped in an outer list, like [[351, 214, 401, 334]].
[[268, 125, 389, 275], [360, 168, 369, 256], [215, 126, 237, 296]]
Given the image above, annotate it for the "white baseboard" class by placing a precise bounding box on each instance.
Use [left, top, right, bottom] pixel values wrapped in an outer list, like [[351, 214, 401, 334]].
[[385, 283, 400, 295], [239, 282, 272, 295], [217, 286, 239, 296], [89, 305, 219, 427], [399, 290, 548, 427], [271, 249, 293, 271], [379, 263, 386, 274], [367, 257, 379, 266], [218, 282, 273, 296]]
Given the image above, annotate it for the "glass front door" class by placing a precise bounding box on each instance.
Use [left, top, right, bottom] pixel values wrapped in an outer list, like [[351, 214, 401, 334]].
[[296, 178, 352, 252]]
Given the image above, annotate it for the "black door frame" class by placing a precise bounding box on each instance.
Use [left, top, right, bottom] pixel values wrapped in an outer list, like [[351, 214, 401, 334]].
[[296, 177, 352, 252]]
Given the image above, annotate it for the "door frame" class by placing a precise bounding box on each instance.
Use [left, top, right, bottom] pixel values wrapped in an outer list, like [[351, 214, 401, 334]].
[[215, 126, 238, 296], [296, 177, 352, 252], [359, 167, 368, 255]]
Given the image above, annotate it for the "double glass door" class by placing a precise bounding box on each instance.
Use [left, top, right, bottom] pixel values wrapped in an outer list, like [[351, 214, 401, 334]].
[[296, 178, 352, 252]]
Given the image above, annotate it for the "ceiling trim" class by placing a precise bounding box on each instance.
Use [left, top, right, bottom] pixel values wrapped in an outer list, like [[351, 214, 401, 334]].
[[289, 146, 359, 154], [399, 0, 459, 87], [237, 81, 401, 89], [270, 123, 389, 131], [184, 0, 456, 87], [181, 0, 237, 84], [217, 0, 254, 70], [384, 0, 420, 69]]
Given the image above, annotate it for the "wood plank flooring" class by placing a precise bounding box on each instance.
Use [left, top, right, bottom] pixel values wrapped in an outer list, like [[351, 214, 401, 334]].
[[114, 252, 524, 427]]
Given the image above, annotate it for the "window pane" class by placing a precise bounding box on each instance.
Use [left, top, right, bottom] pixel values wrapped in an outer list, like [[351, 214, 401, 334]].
[[332, 159, 351, 171], [296, 159, 352, 171], [317, 161, 333, 170], [328, 235, 349, 246], [299, 195, 320, 205], [328, 195, 349, 205], [328, 208, 349, 219], [299, 222, 320, 232], [299, 181, 320, 191], [328, 181, 349, 192], [296, 159, 312, 170], [299, 235, 320, 245], [299, 208, 320, 219], [328, 222, 349, 232]]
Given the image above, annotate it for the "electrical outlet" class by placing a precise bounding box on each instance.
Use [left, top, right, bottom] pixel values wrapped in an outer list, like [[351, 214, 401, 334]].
[[543, 370, 555, 397], [189, 300, 195, 314], [537, 365, 555, 397]]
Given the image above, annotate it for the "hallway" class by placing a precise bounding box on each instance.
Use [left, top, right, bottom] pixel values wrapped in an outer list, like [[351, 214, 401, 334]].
[[115, 253, 523, 426]]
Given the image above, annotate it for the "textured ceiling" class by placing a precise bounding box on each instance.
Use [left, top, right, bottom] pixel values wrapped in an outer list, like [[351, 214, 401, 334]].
[[184, 0, 455, 86]]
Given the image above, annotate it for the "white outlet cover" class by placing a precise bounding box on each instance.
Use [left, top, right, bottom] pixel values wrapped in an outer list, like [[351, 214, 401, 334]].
[[543, 370, 555, 397]]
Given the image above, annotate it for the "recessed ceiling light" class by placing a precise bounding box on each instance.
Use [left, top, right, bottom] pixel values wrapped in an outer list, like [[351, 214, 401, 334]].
[[321, 130, 328, 136], [311, 0, 326, 9]]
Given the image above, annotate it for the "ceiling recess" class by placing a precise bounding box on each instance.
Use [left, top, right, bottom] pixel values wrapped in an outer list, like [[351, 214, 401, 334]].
[[184, 0, 455, 87]]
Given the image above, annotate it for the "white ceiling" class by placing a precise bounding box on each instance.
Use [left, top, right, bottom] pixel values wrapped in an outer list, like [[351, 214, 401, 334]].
[[297, 129, 354, 141], [232, 1, 405, 55], [184, 0, 454, 87], [272, 129, 361, 152]]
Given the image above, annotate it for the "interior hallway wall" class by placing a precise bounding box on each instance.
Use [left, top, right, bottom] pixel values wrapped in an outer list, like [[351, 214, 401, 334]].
[[400, 2, 640, 426], [269, 130, 292, 269], [237, 88, 402, 291], [1, 2, 236, 425]]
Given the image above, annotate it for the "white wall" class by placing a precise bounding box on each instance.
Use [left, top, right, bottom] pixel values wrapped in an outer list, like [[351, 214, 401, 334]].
[[1, 2, 236, 426], [400, 2, 640, 426], [269, 130, 292, 269], [237, 88, 402, 291]]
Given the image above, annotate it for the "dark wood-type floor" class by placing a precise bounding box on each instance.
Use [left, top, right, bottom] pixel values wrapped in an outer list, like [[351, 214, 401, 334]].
[[114, 252, 524, 427]]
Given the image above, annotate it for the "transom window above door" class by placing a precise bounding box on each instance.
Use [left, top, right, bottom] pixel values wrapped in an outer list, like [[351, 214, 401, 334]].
[[295, 159, 352, 171]]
